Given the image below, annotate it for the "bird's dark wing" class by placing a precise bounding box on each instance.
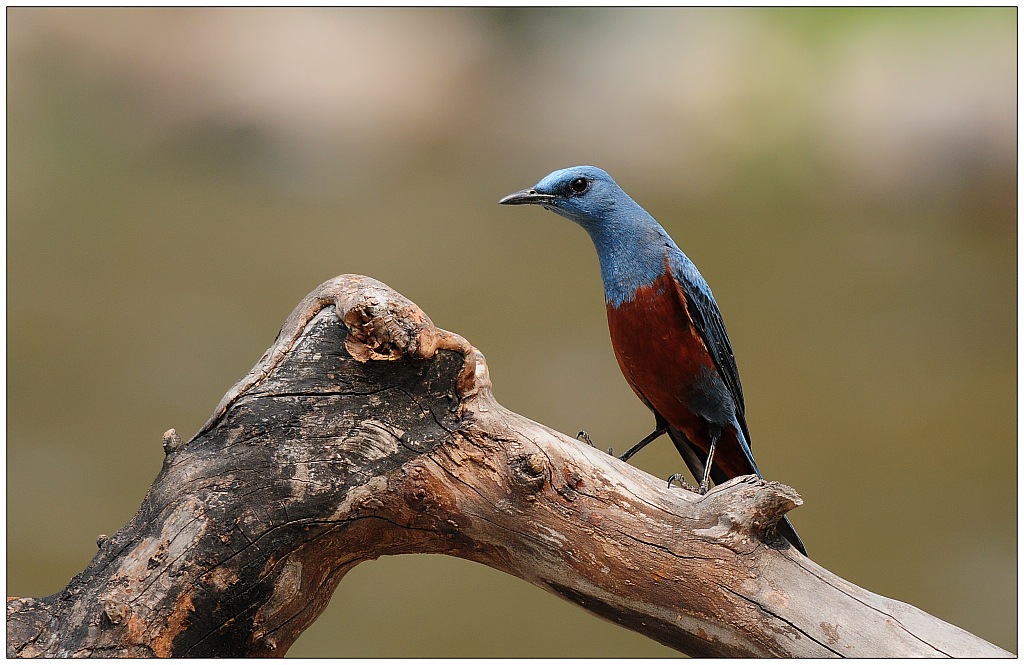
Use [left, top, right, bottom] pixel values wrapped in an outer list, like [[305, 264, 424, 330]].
[[665, 249, 752, 447]]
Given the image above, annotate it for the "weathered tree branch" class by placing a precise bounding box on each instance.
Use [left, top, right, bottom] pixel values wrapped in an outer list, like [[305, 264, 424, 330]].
[[6, 275, 1011, 658]]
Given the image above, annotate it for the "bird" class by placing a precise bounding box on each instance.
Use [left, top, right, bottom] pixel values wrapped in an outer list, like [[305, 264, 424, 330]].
[[499, 165, 806, 556]]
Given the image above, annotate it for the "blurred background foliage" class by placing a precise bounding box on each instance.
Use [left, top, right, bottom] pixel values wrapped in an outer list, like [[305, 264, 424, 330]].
[[7, 7, 1015, 657]]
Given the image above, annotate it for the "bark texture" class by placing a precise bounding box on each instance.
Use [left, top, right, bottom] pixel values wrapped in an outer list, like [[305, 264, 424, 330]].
[[6, 274, 1012, 658]]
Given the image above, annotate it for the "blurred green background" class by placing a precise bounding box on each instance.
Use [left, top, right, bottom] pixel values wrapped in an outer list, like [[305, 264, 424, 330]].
[[7, 7, 1016, 657]]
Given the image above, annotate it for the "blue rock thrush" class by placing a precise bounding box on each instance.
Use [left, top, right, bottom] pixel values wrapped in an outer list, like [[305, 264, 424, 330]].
[[500, 165, 805, 555]]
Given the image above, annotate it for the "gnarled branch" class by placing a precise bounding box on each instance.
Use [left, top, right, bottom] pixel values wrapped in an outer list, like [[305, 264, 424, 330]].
[[6, 275, 1012, 658]]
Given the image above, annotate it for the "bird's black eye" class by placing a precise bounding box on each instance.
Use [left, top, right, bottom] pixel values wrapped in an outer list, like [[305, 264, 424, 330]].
[[568, 177, 589, 195]]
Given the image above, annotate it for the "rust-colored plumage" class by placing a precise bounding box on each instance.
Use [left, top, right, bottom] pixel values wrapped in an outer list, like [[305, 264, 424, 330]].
[[607, 270, 751, 479]]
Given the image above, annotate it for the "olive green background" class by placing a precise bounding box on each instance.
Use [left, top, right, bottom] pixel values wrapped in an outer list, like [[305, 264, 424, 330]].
[[7, 7, 1016, 657]]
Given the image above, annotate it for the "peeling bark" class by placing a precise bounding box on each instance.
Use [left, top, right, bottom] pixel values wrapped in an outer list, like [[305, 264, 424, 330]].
[[6, 274, 1012, 658]]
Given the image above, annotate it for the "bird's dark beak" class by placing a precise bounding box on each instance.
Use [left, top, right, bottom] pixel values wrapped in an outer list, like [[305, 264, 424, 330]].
[[499, 188, 555, 206]]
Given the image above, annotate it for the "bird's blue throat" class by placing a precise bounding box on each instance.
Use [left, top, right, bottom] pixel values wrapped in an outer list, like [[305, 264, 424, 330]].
[[562, 207, 676, 309], [506, 164, 683, 308]]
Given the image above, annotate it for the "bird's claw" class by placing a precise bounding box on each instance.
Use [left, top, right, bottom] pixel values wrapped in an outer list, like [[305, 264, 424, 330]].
[[666, 473, 699, 493], [576, 431, 614, 456]]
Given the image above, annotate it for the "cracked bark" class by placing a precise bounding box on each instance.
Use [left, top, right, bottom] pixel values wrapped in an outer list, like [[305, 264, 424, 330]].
[[5, 274, 1011, 658]]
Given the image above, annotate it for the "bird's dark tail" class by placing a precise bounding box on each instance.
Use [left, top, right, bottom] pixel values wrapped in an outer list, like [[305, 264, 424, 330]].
[[666, 426, 807, 556], [774, 515, 806, 556]]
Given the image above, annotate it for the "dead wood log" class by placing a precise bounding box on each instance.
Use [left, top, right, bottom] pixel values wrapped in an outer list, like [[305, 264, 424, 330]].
[[5, 274, 1012, 658]]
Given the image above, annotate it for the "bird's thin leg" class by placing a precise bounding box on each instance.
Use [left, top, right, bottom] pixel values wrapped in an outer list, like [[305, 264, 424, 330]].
[[619, 424, 669, 462], [699, 430, 720, 495]]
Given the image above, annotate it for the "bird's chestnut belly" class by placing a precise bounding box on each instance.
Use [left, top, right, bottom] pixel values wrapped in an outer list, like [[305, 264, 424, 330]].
[[605, 274, 720, 438]]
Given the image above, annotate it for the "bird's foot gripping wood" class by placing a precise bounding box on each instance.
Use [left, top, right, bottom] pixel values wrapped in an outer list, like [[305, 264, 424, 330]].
[[666, 472, 699, 493], [576, 430, 614, 456]]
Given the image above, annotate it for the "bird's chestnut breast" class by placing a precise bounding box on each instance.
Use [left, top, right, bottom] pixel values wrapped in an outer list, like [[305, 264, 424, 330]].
[[605, 272, 718, 427]]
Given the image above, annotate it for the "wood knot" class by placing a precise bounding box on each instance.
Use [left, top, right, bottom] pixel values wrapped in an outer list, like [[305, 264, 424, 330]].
[[696, 475, 802, 551], [161, 428, 184, 455], [405, 486, 430, 510], [342, 294, 431, 362], [102, 599, 130, 626], [398, 463, 463, 534], [556, 465, 585, 502], [401, 464, 440, 514], [511, 453, 547, 494]]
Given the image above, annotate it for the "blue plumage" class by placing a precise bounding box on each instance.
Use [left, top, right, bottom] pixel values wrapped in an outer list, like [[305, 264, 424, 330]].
[[526, 166, 671, 307]]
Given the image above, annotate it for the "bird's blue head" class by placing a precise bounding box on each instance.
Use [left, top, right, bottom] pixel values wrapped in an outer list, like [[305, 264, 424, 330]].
[[498, 165, 639, 230], [500, 166, 679, 307]]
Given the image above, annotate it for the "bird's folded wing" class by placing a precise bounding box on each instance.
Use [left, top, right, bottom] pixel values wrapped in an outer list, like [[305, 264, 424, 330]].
[[665, 250, 753, 448]]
